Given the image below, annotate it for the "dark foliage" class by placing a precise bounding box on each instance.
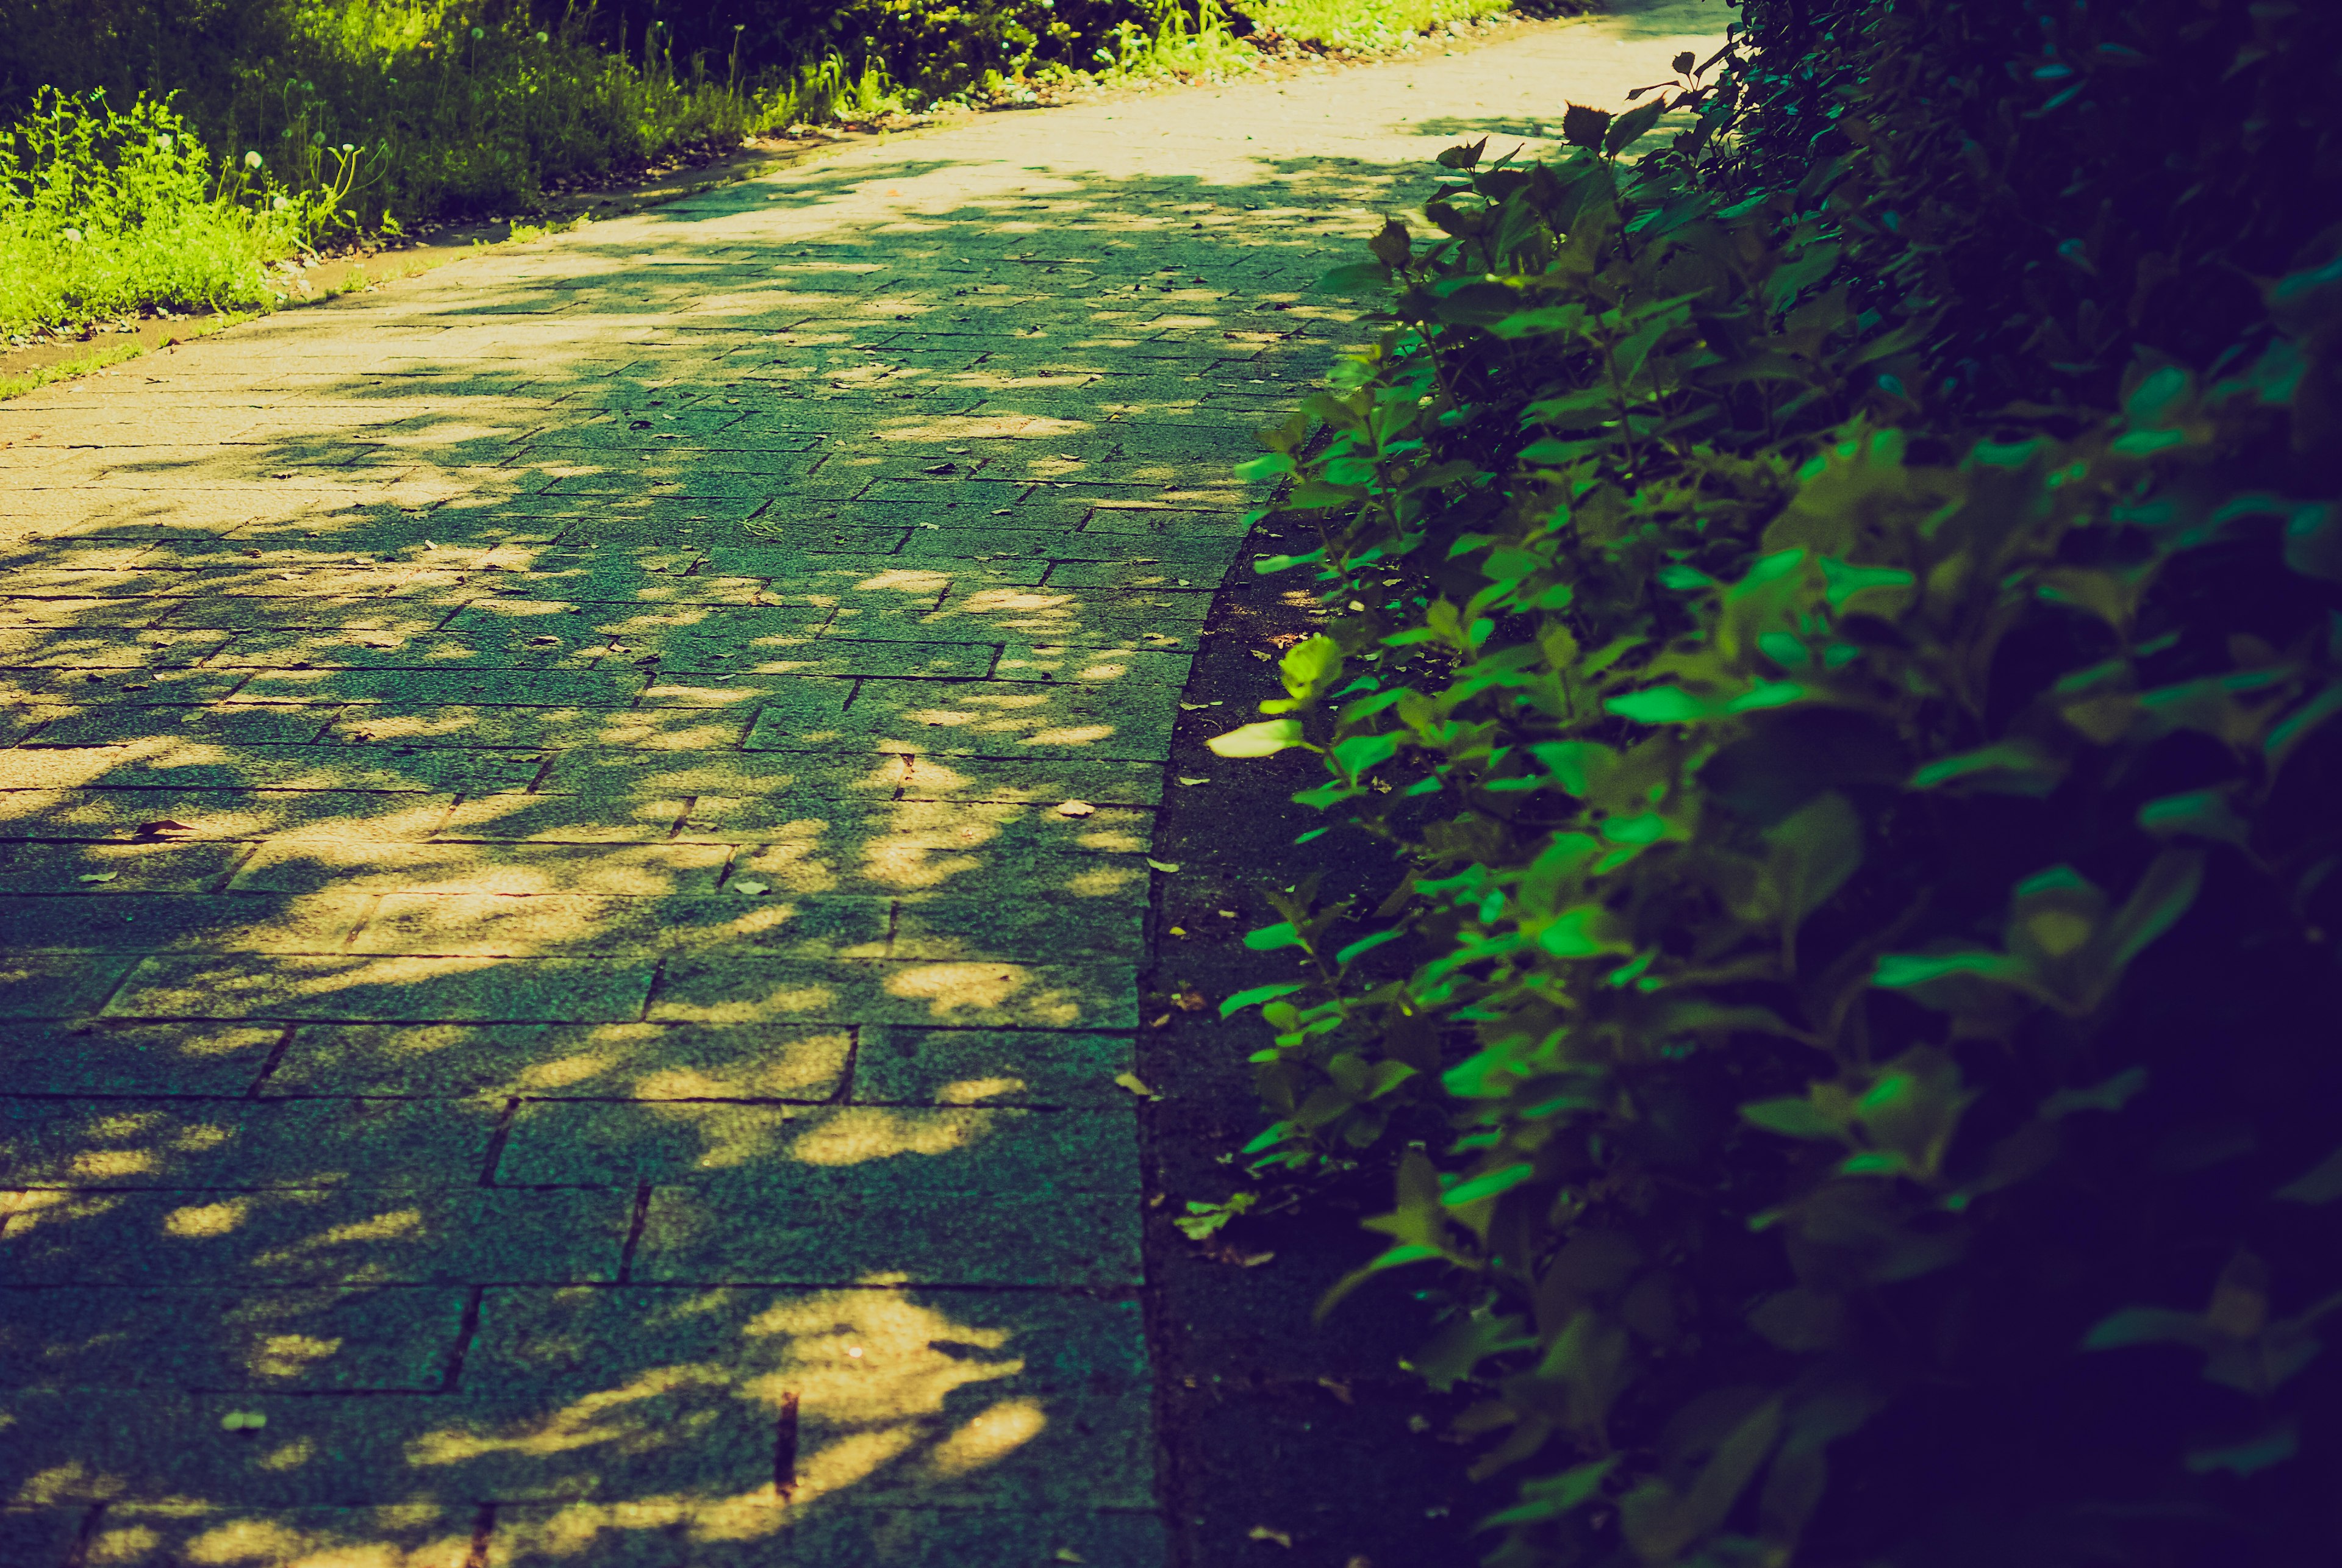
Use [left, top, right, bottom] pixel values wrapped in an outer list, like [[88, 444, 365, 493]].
[[1209, 2, 2342, 1563]]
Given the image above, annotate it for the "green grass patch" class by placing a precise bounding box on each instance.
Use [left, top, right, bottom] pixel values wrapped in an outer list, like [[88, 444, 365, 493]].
[[1254, 0, 1517, 51]]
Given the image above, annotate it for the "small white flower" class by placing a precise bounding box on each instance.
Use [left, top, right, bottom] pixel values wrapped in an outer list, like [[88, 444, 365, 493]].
[[340, 142, 354, 153], [61, 226, 82, 243], [271, 195, 289, 210], [155, 133, 173, 150], [535, 30, 548, 42], [245, 150, 262, 167]]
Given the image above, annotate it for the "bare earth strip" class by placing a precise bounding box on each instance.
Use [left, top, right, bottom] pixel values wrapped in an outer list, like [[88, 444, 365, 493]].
[[0, 5, 1724, 1564]]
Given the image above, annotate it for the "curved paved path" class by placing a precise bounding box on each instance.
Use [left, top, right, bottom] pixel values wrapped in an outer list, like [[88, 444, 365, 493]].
[[0, 5, 1724, 1564]]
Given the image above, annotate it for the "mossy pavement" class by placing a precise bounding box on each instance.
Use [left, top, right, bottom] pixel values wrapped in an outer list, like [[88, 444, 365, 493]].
[[0, 5, 1726, 1564]]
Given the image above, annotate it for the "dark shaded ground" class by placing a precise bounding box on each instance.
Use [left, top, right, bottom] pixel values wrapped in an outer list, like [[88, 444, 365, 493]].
[[1140, 517, 1495, 1568]]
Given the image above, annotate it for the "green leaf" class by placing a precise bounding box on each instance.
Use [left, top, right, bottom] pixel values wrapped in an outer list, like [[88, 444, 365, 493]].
[[2186, 1422, 2299, 1477], [1334, 928, 1407, 966], [1441, 1162, 1537, 1208], [1312, 261, 1391, 295], [1481, 1456, 1620, 1527], [2137, 789, 2253, 848], [2082, 1306, 2215, 1351], [2096, 849, 2204, 972], [1560, 101, 1613, 151], [1218, 981, 1305, 1018], [1242, 921, 1305, 952], [1602, 95, 1671, 156], [1208, 718, 1305, 757], [1367, 218, 1412, 268], [1233, 453, 1293, 481], [1604, 686, 1722, 724], [1872, 950, 2031, 988], [2039, 1067, 2148, 1120], [1538, 905, 1630, 958], [1331, 731, 1404, 776], [2274, 1147, 2342, 1204], [1252, 548, 1327, 574], [1910, 740, 2066, 797], [1739, 1096, 1844, 1141], [1316, 1242, 1447, 1321], [1278, 632, 1344, 700]]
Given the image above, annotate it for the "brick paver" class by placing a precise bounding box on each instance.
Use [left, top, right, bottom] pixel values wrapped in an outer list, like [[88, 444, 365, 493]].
[[0, 5, 1722, 1563]]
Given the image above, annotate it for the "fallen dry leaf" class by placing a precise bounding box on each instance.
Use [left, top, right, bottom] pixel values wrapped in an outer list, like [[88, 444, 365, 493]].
[[1054, 799, 1097, 817], [1317, 1376, 1355, 1406], [1172, 988, 1208, 1012], [732, 880, 771, 896], [1146, 859, 1180, 873], [1148, 1012, 1172, 1028], [1247, 1526, 1294, 1547], [1112, 1072, 1159, 1100], [132, 820, 196, 838], [76, 871, 121, 883], [1176, 776, 1211, 786]]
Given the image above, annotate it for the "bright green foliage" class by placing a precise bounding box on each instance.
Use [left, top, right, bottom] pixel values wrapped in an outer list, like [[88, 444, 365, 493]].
[[1, 2, 801, 231], [0, 89, 315, 333], [1216, 4, 2342, 1562]]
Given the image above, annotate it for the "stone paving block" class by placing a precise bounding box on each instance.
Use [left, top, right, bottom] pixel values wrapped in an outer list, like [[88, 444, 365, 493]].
[[0, 893, 371, 953], [0, 1186, 631, 1286], [471, 1284, 1145, 1392], [1, 1387, 775, 1506], [483, 1503, 1166, 1568], [632, 1184, 1141, 1289], [0, 1507, 86, 1568], [887, 895, 1147, 962], [532, 750, 904, 800], [23, 701, 341, 748], [498, 1103, 1136, 1197], [101, 954, 659, 1023], [0, 742, 548, 794], [432, 793, 691, 842], [231, 841, 731, 896], [0, 789, 455, 840], [0, 1022, 281, 1096], [0, 953, 141, 1018], [0, 1286, 470, 1392], [648, 954, 1136, 1031], [473, 1292, 1152, 1525], [0, 1097, 498, 1189], [266, 1023, 853, 1100], [350, 892, 890, 958], [329, 703, 754, 752], [81, 1505, 477, 1568], [234, 668, 646, 706], [743, 679, 1173, 761], [854, 1029, 1133, 1107], [5, 627, 234, 667], [991, 644, 1193, 684]]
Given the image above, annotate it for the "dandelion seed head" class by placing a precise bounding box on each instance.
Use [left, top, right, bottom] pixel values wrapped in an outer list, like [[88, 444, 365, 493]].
[[244, 150, 263, 167]]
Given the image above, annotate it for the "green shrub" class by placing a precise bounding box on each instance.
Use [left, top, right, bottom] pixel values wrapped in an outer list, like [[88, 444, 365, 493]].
[[1214, 1, 2342, 1562], [0, 88, 311, 333]]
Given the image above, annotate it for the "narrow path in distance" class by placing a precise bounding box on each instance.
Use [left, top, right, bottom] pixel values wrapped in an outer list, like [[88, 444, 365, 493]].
[[0, 5, 1727, 1564]]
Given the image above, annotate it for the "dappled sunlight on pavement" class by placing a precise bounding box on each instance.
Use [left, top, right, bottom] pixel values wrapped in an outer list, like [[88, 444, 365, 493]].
[[0, 1, 1730, 1562]]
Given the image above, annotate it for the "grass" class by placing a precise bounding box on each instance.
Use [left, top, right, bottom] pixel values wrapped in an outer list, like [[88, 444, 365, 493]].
[[0, 90, 315, 338], [1256, 0, 1518, 50]]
